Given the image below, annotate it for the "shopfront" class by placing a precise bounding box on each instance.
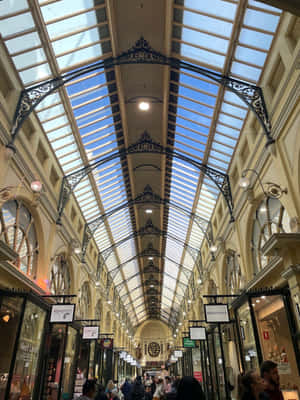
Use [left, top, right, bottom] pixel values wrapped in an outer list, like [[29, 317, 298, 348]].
[[233, 288, 300, 389], [0, 289, 49, 400]]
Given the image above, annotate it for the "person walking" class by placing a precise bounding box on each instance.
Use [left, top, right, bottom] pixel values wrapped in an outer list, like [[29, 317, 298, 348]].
[[175, 376, 205, 400], [131, 376, 145, 400], [261, 361, 283, 400], [121, 378, 133, 400], [95, 384, 109, 400], [153, 378, 164, 400], [78, 379, 97, 400], [238, 370, 267, 400]]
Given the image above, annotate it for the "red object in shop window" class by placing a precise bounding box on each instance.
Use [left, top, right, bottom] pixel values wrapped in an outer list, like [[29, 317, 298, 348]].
[[194, 372, 203, 382], [263, 331, 270, 340]]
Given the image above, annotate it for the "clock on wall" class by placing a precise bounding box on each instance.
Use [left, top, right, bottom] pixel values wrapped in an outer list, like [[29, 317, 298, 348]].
[[148, 342, 160, 357]]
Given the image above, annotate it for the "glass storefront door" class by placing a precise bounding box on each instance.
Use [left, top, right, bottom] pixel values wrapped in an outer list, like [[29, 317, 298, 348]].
[[9, 300, 46, 399], [234, 290, 300, 390], [0, 296, 24, 400], [0, 292, 48, 400], [235, 301, 260, 371], [251, 294, 300, 389], [43, 324, 79, 400]]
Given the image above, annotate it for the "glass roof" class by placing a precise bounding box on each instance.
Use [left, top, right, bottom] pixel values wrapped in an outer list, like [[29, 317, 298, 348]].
[[165, 0, 281, 323], [0, 0, 281, 328]]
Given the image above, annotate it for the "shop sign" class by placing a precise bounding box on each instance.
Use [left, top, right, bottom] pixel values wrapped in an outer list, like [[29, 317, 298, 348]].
[[194, 371, 203, 382], [100, 338, 113, 349], [183, 337, 195, 348], [189, 326, 206, 340], [204, 304, 229, 323], [174, 350, 183, 358], [170, 355, 178, 362], [83, 326, 99, 340], [50, 304, 75, 323], [263, 331, 269, 340]]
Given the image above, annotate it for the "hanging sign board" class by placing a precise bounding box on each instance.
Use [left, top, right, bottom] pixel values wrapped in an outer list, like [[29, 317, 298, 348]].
[[170, 355, 178, 362], [120, 351, 127, 359], [174, 350, 183, 358], [50, 304, 75, 323], [183, 337, 195, 348], [189, 326, 206, 340], [100, 338, 113, 349], [204, 304, 230, 323], [83, 326, 99, 340]]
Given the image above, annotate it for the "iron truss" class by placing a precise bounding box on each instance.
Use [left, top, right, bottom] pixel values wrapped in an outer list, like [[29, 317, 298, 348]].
[[9, 37, 272, 150], [56, 131, 234, 223], [97, 218, 202, 272], [81, 184, 213, 263]]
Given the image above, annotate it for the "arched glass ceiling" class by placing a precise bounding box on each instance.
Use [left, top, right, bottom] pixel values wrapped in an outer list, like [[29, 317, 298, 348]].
[[164, 0, 281, 323], [0, 0, 282, 327]]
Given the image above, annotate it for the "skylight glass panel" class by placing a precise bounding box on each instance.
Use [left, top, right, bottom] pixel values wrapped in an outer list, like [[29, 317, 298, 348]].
[[182, 0, 237, 20]]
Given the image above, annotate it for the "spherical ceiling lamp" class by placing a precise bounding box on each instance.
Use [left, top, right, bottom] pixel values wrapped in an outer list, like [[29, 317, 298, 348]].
[[31, 180, 43, 193]]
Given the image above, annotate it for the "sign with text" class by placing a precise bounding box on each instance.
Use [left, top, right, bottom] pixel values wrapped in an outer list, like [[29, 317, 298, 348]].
[[189, 326, 206, 340], [100, 338, 113, 349], [204, 304, 229, 323], [194, 371, 203, 383], [174, 350, 183, 358], [83, 326, 99, 339], [50, 304, 75, 323], [183, 337, 195, 348]]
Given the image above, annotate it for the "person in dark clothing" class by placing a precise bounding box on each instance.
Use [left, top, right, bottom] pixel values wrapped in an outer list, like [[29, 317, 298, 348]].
[[150, 377, 156, 397], [131, 376, 145, 400], [122, 378, 133, 400], [145, 385, 152, 400], [175, 377, 205, 400], [96, 384, 109, 400], [261, 361, 283, 400], [238, 370, 267, 400]]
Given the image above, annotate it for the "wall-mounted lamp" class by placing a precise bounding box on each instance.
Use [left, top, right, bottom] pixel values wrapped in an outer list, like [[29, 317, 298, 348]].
[[239, 168, 287, 199], [70, 239, 81, 255]]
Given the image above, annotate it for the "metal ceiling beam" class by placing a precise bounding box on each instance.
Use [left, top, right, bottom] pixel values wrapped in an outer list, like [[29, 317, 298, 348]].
[[55, 131, 234, 224], [9, 38, 272, 150], [81, 184, 213, 262]]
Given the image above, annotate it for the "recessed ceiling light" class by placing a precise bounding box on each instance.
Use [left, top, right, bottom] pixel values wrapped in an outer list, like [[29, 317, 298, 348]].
[[138, 101, 150, 111], [145, 209, 153, 214], [150, 284, 154, 288], [148, 257, 153, 260]]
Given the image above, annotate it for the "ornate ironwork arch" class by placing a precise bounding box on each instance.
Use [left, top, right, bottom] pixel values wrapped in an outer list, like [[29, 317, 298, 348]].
[[81, 184, 213, 263], [56, 131, 234, 223], [98, 219, 201, 272], [9, 37, 272, 149]]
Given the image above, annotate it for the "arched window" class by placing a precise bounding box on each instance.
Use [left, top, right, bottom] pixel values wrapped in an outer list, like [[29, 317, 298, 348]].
[[50, 254, 70, 295], [0, 200, 38, 277], [225, 251, 243, 295], [251, 197, 290, 274], [77, 282, 91, 319]]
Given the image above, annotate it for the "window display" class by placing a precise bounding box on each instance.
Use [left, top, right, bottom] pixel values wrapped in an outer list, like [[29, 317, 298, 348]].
[[0, 296, 24, 400], [252, 295, 300, 388], [9, 301, 46, 399]]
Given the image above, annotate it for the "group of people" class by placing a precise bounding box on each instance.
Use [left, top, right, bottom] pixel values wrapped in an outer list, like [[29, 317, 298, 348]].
[[238, 360, 284, 400], [77, 375, 205, 400], [78, 360, 285, 400]]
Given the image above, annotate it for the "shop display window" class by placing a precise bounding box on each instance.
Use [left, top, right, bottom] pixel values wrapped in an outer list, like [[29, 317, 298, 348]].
[[0, 296, 24, 400], [236, 302, 260, 371], [252, 295, 300, 389], [44, 325, 67, 399], [213, 329, 226, 400], [9, 300, 46, 399]]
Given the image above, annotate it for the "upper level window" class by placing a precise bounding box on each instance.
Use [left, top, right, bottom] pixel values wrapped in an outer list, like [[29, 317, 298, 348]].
[[0, 200, 38, 277], [251, 197, 290, 274], [50, 254, 70, 295], [225, 250, 243, 295]]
